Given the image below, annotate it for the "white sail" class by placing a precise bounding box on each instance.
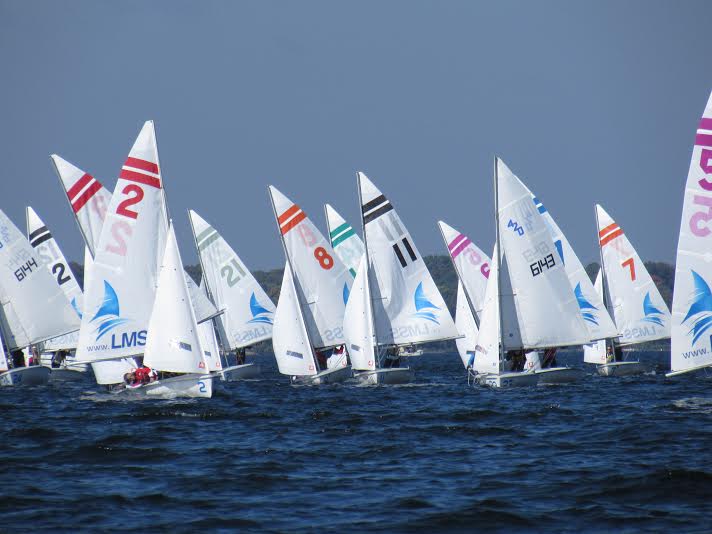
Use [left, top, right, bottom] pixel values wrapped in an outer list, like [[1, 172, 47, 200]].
[[188, 210, 274, 349], [0, 209, 80, 350], [454, 280, 479, 369], [343, 254, 376, 371], [438, 221, 491, 317], [143, 224, 207, 374], [50, 155, 112, 257], [358, 172, 458, 345], [671, 91, 712, 373], [26, 206, 83, 319], [530, 189, 618, 340], [272, 262, 318, 376], [473, 245, 504, 374], [497, 159, 591, 349], [325, 203, 364, 278], [596, 204, 670, 345], [74, 121, 166, 383], [268, 186, 351, 349], [196, 279, 222, 372], [184, 272, 220, 323], [583, 269, 607, 364]]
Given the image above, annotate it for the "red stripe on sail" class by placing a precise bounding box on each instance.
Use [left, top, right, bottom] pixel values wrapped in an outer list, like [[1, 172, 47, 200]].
[[448, 233, 467, 252], [699, 118, 712, 131], [280, 211, 306, 235], [600, 228, 624, 247], [278, 204, 301, 225], [124, 157, 159, 175], [598, 222, 619, 238], [119, 168, 161, 189], [696, 134, 712, 148], [66, 173, 93, 201], [451, 237, 472, 259], [71, 180, 102, 213]]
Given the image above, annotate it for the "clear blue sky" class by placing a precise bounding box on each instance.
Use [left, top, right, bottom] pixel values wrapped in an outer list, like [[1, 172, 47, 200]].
[[1, 0, 710, 270]]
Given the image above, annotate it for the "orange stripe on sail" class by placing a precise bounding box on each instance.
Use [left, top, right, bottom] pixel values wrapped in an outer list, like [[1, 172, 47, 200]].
[[280, 211, 306, 234], [278, 204, 301, 225], [598, 222, 619, 238], [600, 228, 623, 247]]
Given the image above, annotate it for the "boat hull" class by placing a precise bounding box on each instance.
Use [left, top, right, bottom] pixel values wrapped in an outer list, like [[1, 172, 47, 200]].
[[47, 367, 87, 382], [398, 349, 423, 358], [353, 367, 413, 385], [535, 367, 584, 384], [597, 361, 649, 377], [475, 371, 539, 388], [293, 365, 352, 385], [219, 363, 262, 381], [119, 374, 213, 398], [0, 366, 51, 386]]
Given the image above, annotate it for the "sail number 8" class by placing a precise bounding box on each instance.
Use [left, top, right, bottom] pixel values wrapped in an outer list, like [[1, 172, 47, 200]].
[[314, 247, 334, 270]]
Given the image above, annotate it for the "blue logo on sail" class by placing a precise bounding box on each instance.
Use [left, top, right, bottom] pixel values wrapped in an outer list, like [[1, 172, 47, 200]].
[[247, 293, 273, 325], [342, 282, 350, 306], [574, 283, 598, 325], [413, 282, 440, 324], [92, 281, 130, 341], [683, 270, 712, 345], [70, 296, 83, 319], [642, 292, 665, 327]]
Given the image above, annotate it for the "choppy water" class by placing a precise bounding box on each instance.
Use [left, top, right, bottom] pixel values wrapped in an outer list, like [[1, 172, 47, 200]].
[[2, 350, 712, 533]]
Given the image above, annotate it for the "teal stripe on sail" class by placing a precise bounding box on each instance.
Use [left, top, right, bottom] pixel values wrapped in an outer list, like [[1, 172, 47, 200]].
[[329, 222, 350, 239], [197, 229, 220, 251], [332, 228, 355, 248], [349, 268, 356, 277]]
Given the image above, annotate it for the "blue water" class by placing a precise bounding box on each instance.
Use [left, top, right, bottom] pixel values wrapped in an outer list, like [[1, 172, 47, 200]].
[[2, 350, 712, 533]]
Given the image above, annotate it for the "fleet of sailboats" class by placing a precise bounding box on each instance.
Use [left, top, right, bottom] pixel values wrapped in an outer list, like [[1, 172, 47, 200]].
[[3, 90, 708, 394]]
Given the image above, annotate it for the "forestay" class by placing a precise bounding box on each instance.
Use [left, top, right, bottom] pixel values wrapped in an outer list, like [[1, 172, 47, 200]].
[[529, 186, 618, 341], [596, 204, 670, 345], [0, 209, 79, 349], [358, 172, 458, 345], [268, 186, 351, 349], [497, 159, 591, 349], [583, 270, 607, 364], [272, 263, 318, 376], [189, 210, 274, 349], [325, 203, 364, 278], [75, 121, 165, 383], [343, 254, 376, 371], [671, 91, 712, 374]]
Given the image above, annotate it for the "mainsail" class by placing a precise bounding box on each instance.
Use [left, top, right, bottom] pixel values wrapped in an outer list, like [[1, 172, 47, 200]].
[[343, 254, 376, 371], [670, 91, 712, 374], [325, 203, 364, 278], [583, 269, 608, 364]]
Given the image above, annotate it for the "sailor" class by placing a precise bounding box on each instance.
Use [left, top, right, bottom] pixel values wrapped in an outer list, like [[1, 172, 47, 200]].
[[133, 365, 155, 385], [10, 350, 25, 368], [235, 348, 246, 365], [384, 347, 400, 368], [542, 348, 557, 368], [606, 345, 614, 363], [51, 350, 67, 369]]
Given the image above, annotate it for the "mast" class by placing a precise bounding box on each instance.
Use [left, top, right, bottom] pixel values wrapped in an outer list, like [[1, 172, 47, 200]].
[[594, 205, 616, 353], [356, 172, 381, 366], [267, 188, 320, 369], [437, 224, 480, 330], [494, 156, 504, 374], [323, 204, 333, 247]]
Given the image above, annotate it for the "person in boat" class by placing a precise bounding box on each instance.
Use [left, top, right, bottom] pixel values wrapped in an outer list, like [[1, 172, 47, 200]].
[[315, 349, 328, 371], [235, 348, 246, 365], [542, 348, 558, 368], [384, 347, 401, 368], [606, 345, 614, 364], [51, 350, 68, 369], [132, 365, 157, 386], [124, 371, 136, 386], [10, 350, 25, 368]]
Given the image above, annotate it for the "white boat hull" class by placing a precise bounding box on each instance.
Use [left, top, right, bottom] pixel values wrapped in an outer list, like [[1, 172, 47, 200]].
[[0, 366, 51, 386], [293, 365, 352, 385], [219, 363, 262, 381], [475, 371, 539, 388], [119, 374, 214, 398], [597, 361, 649, 377], [353, 367, 413, 385], [535, 366, 584, 384], [398, 349, 423, 358]]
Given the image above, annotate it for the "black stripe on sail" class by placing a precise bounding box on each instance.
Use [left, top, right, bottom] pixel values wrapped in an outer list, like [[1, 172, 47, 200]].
[[30, 233, 52, 248], [402, 237, 416, 261], [362, 194, 387, 214], [363, 202, 393, 224], [29, 226, 49, 241], [392, 243, 407, 267]]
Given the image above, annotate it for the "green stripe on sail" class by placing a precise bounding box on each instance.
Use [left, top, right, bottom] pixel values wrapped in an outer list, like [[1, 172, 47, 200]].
[[329, 223, 350, 239], [331, 228, 355, 248], [349, 268, 356, 277], [198, 229, 220, 251]]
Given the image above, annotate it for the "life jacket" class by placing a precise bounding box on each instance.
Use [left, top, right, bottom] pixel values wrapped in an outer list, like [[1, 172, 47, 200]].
[[134, 366, 151, 384]]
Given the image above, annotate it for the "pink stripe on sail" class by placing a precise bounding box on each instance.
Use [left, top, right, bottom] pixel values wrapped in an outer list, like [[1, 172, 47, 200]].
[[451, 237, 472, 259], [696, 133, 712, 148], [448, 233, 467, 252], [699, 118, 712, 131]]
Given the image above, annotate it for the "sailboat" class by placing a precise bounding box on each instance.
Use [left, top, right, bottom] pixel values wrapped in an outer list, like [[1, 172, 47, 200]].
[[324, 203, 364, 278], [437, 221, 491, 372], [668, 91, 712, 377], [188, 209, 273, 380], [268, 186, 353, 384], [473, 159, 593, 388], [121, 224, 213, 398], [344, 172, 458, 385], [25, 206, 86, 377], [587, 204, 670, 376], [0, 210, 80, 386]]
